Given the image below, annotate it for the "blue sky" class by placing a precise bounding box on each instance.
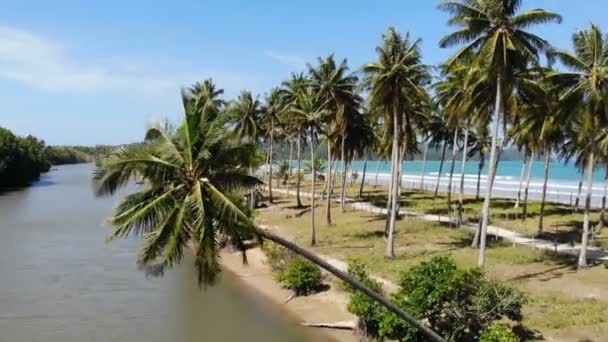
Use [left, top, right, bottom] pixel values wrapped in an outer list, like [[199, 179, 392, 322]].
[[1, 1, 607, 145]]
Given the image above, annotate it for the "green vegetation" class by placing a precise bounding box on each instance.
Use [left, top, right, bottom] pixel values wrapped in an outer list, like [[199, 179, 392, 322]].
[[89, 1, 608, 340], [277, 257, 322, 295], [0, 126, 50, 188], [379, 256, 525, 342], [45, 146, 91, 165], [479, 324, 519, 342], [344, 259, 385, 340], [258, 196, 608, 340]]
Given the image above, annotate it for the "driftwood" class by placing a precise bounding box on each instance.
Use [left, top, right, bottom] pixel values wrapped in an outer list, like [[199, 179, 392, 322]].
[[300, 320, 356, 330], [284, 292, 297, 304]]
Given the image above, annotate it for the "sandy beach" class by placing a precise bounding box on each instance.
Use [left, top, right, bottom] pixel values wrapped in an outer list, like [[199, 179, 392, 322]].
[[220, 247, 357, 342]]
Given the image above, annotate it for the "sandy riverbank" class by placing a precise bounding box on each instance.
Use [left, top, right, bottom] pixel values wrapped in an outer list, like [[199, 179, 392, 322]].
[[220, 247, 357, 342]]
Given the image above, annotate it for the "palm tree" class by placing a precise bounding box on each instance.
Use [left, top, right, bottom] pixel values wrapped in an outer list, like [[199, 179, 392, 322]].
[[515, 71, 564, 234], [467, 125, 490, 201], [93, 86, 445, 342], [550, 25, 608, 267], [308, 54, 361, 214], [363, 26, 430, 259], [439, 0, 562, 267], [293, 88, 329, 246], [281, 73, 308, 208], [228, 90, 263, 209], [261, 88, 286, 203], [426, 113, 451, 205]]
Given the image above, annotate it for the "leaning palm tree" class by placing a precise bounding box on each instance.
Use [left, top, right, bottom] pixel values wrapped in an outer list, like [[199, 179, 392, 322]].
[[92, 87, 444, 342], [550, 25, 608, 267], [363, 26, 430, 259], [439, 0, 562, 267], [227, 90, 263, 209]]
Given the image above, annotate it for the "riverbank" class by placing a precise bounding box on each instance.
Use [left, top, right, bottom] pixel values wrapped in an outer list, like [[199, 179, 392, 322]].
[[220, 247, 357, 342]]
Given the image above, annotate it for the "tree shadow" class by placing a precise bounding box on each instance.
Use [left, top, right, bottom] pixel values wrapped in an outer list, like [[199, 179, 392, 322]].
[[512, 323, 544, 341], [350, 230, 386, 239]]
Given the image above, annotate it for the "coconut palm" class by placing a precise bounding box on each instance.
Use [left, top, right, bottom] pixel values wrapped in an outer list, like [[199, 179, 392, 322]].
[[363, 26, 430, 259], [426, 112, 452, 205], [515, 71, 565, 234], [293, 88, 329, 246], [308, 54, 361, 214], [439, 0, 562, 267], [467, 125, 491, 201], [281, 73, 309, 208], [550, 25, 608, 267], [92, 87, 444, 342], [261, 88, 286, 203], [228, 90, 263, 209]]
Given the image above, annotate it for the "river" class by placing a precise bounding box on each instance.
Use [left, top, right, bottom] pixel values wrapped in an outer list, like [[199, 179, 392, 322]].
[[0, 164, 320, 342]]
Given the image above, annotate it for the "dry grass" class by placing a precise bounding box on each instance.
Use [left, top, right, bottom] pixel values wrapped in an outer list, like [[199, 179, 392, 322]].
[[256, 193, 608, 341]]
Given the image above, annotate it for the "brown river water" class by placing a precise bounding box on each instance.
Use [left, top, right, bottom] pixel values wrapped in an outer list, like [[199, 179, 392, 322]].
[[0, 164, 321, 342]]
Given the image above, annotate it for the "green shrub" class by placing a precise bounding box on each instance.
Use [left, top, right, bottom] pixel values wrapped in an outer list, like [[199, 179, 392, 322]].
[[479, 324, 519, 342], [261, 243, 296, 273], [344, 259, 386, 340], [379, 256, 526, 342], [277, 257, 322, 295]]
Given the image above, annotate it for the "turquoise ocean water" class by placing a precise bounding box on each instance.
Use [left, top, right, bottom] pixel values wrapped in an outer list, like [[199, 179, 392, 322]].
[[345, 160, 603, 183]]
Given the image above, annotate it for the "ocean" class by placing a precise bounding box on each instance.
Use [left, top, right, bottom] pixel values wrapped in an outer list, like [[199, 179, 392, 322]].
[[286, 159, 608, 207]]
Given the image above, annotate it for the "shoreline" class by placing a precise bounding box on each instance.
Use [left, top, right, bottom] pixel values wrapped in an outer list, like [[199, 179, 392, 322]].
[[220, 247, 357, 342]]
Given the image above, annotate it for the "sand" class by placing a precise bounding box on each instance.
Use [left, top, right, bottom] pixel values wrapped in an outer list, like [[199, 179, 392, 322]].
[[220, 247, 357, 342]]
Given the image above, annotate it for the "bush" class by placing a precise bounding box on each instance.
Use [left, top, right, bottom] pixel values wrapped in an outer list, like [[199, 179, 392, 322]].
[[479, 324, 519, 342], [261, 243, 296, 273], [277, 257, 322, 295], [379, 256, 526, 342], [344, 259, 386, 341]]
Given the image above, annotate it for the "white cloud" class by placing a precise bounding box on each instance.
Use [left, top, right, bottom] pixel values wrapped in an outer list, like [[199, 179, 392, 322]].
[[265, 50, 307, 69], [0, 25, 258, 96]]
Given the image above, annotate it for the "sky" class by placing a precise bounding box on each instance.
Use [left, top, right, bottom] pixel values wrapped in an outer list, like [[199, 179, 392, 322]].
[[1, 1, 608, 146]]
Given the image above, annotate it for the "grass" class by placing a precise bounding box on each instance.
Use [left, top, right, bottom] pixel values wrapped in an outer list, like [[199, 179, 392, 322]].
[[278, 176, 608, 249], [256, 193, 608, 341]]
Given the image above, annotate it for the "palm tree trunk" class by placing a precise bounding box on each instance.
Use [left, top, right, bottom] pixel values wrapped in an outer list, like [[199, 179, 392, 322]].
[[447, 129, 458, 218], [478, 78, 502, 268], [420, 142, 428, 191], [384, 150, 394, 238], [522, 150, 535, 220], [340, 136, 347, 212], [255, 229, 445, 342], [329, 160, 337, 194], [601, 165, 608, 228], [575, 173, 584, 212], [386, 102, 400, 259], [578, 151, 595, 268], [268, 120, 274, 203], [432, 143, 448, 206], [359, 156, 368, 198], [374, 159, 381, 188], [296, 135, 303, 208], [458, 128, 469, 225], [515, 147, 528, 208], [309, 132, 317, 247], [326, 142, 333, 225], [476, 151, 484, 200], [286, 139, 293, 194], [537, 151, 550, 235]]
